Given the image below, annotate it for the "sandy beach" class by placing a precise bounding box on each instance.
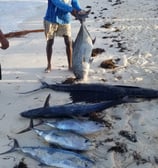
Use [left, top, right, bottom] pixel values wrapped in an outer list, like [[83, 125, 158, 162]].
[[0, 0, 158, 167]]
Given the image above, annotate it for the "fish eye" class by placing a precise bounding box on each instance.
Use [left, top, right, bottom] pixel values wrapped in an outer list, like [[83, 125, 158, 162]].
[[85, 139, 89, 143]]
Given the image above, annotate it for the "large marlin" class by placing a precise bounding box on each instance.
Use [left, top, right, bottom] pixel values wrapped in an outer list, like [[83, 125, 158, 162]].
[[20, 94, 131, 119], [72, 21, 95, 80], [0, 137, 94, 168], [19, 80, 158, 103]]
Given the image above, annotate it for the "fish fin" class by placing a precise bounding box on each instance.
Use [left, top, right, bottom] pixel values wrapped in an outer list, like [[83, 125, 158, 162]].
[[16, 119, 33, 134], [0, 136, 19, 155], [18, 78, 49, 94], [38, 163, 47, 166], [16, 119, 43, 134], [92, 37, 96, 44], [43, 94, 51, 108], [89, 58, 94, 63]]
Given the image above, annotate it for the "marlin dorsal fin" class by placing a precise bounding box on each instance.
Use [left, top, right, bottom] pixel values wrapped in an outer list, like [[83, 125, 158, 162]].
[[44, 94, 51, 108]]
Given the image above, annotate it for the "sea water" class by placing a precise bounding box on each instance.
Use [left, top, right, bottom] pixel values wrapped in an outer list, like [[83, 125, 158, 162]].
[[0, 0, 46, 33]]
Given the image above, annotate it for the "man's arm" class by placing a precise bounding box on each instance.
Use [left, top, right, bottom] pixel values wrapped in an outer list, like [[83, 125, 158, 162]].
[[0, 30, 9, 50], [71, 0, 82, 11], [50, 0, 87, 19]]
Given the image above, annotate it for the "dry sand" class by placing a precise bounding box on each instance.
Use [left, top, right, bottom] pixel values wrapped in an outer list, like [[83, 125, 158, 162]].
[[0, 0, 158, 167]]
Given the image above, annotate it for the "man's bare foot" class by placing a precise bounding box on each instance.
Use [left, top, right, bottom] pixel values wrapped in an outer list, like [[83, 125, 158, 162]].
[[68, 66, 72, 71], [45, 66, 51, 73]]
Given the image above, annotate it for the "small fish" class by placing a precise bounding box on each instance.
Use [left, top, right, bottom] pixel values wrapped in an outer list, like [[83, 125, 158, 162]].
[[0, 137, 94, 168], [44, 119, 106, 135], [20, 94, 130, 118], [72, 22, 95, 80], [18, 118, 105, 135], [33, 128, 95, 151], [18, 119, 95, 151]]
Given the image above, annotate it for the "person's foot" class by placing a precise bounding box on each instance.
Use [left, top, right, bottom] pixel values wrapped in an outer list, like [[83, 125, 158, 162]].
[[68, 65, 73, 71], [45, 65, 51, 73]]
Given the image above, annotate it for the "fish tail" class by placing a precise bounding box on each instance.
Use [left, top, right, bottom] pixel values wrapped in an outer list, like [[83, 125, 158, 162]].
[[38, 78, 49, 88], [0, 136, 19, 155], [79, 154, 95, 166], [16, 119, 43, 134], [18, 79, 49, 94]]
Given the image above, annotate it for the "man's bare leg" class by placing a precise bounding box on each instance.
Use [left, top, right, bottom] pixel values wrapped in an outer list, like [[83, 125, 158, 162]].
[[64, 35, 73, 70], [45, 38, 54, 73]]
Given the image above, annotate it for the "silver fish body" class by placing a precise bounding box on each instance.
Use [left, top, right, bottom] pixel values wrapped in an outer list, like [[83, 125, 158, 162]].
[[45, 119, 105, 135], [1, 139, 94, 168], [20, 147, 94, 168], [34, 128, 95, 151], [72, 22, 94, 80]]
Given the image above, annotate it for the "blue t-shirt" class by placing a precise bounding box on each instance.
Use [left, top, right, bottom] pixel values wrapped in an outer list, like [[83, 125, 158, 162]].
[[44, 0, 81, 24]]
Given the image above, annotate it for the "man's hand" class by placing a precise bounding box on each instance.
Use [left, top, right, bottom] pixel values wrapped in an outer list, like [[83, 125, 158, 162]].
[[0, 38, 9, 49], [73, 9, 91, 22], [71, 9, 78, 17], [78, 9, 91, 15], [0, 30, 9, 50]]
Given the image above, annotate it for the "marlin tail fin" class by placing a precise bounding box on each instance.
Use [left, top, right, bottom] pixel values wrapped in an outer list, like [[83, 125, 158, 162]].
[[18, 78, 49, 94]]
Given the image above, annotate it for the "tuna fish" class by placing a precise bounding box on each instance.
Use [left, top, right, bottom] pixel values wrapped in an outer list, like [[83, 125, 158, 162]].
[[0, 137, 94, 168], [19, 118, 95, 151], [32, 128, 95, 151], [19, 80, 158, 103], [44, 119, 106, 135], [20, 94, 131, 118], [17, 118, 106, 135], [72, 22, 95, 80]]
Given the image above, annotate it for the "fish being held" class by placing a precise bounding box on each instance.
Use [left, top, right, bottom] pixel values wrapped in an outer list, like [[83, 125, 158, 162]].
[[72, 21, 95, 80], [19, 80, 158, 103], [20, 94, 131, 119], [0, 137, 94, 168]]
